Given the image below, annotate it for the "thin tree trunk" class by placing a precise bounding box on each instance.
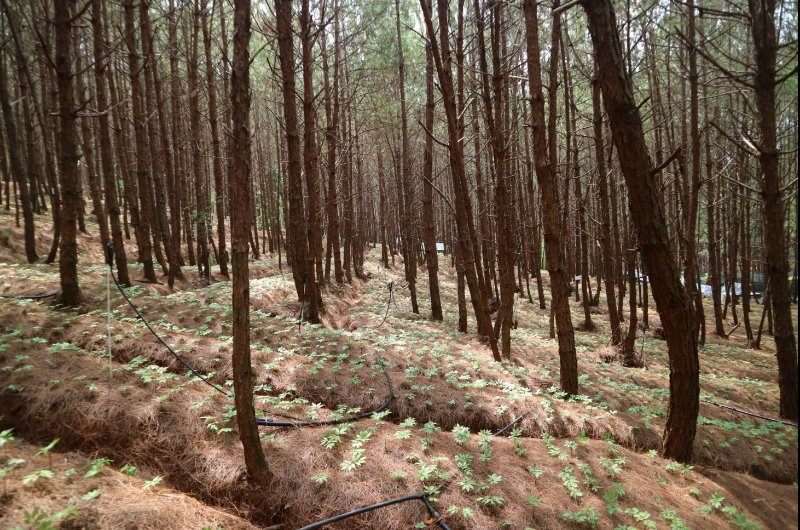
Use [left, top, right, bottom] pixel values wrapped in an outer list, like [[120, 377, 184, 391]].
[[188, 1, 211, 282], [202, 2, 229, 278], [420, 0, 499, 360], [523, 0, 578, 394], [276, 0, 318, 321], [142, 0, 182, 287], [592, 64, 620, 343], [394, 0, 419, 314], [0, 55, 37, 263], [92, 0, 130, 286], [421, 12, 442, 322], [123, 0, 157, 282], [322, 0, 343, 283]]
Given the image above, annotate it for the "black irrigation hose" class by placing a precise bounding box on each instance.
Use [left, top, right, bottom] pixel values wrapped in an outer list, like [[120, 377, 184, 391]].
[[628, 375, 798, 428], [111, 268, 232, 397], [106, 245, 396, 429], [297, 493, 451, 530], [700, 399, 798, 428], [0, 290, 60, 300], [493, 412, 528, 436], [256, 361, 394, 428], [362, 281, 395, 329]]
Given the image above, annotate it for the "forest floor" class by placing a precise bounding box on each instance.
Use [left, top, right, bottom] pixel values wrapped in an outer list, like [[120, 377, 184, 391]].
[[0, 209, 797, 529]]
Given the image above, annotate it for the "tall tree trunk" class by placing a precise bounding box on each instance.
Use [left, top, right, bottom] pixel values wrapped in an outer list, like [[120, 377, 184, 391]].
[[419, 0, 499, 360], [202, 2, 229, 278], [0, 55, 37, 263], [141, 0, 182, 287], [188, 1, 211, 282], [230, 0, 270, 482], [476, 0, 515, 358], [394, 0, 419, 314], [523, 0, 578, 394], [54, 0, 81, 305], [91, 0, 129, 286], [685, 0, 704, 344], [123, 0, 157, 282], [592, 65, 620, 343], [582, 0, 699, 462], [168, 0, 185, 266], [421, 13, 442, 322], [276, 0, 319, 322], [748, 0, 798, 421], [706, 107, 724, 336], [300, 0, 325, 309], [322, 0, 343, 283]]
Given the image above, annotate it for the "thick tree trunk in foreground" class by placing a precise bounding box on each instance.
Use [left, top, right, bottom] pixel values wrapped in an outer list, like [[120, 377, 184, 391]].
[[747, 0, 798, 421], [522, 0, 578, 394], [54, 0, 81, 305], [230, 0, 270, 482], [582, 0, 699, 462]]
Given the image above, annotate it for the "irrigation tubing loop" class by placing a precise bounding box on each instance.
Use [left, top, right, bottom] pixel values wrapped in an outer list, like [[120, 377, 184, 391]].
[[628, 375, 797, 428], [107, 253, 395, 428], [297, 493, 451, 530], [362, 281, 395, 329], [298, 411, 528, 529], [110, 265, 232, 397]]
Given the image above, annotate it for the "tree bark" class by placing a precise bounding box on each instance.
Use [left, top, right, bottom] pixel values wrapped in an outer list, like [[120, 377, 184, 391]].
[[54, 0, 81, 305], [592, 66, 621, 343], [0, 55, 37, 263], [395, 0, 419, 314], [523, 0, 578, 394], [141, 0, 182, 287], [421, 10, 442, 322], [276, 0, 318, 321], [230, 0, 270, 482], [747, 0, 798, 421], [300, 0, 325, 309], [419, 0, 499, 360], [123, 0, 157, 282], [188, 1, 211, 282], [582, 0, 699, 462], [202, 2, 229, 278]]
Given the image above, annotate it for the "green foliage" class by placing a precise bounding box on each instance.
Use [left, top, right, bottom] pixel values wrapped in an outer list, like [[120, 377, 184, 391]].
[[561, 507, 601, 527], [142, 475, 163, 491], [22, 469, 55, 485], [559, 466, 583, 499], [84, 457, 111, 478]]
